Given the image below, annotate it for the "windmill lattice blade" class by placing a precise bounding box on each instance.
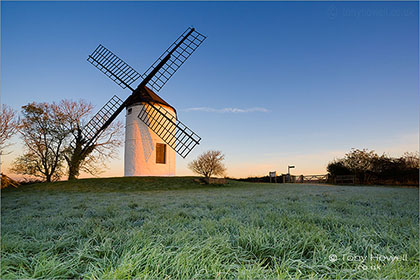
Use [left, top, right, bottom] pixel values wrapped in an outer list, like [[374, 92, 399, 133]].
[[142, 27, 206, 92], [82, 95, 124, 144], [88, 45, 141, 89], [138, 102, 201, 158]]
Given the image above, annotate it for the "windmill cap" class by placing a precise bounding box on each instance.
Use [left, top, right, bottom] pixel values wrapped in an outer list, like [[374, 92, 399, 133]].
[[138, 86, 176, 113]]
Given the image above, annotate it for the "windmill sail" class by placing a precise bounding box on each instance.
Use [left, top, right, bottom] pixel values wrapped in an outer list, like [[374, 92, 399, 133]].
[[86, 27, 206, 159], [141, 27, 206, 92], [137, 102, 201, 158], [87, 45, 141, 90], [82, 95, 124, 145]]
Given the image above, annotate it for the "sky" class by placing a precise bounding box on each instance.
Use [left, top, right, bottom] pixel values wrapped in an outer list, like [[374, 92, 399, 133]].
[[1, 1, 419, 178]]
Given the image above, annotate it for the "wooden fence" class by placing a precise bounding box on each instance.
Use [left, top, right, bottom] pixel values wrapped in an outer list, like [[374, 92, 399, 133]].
[[334, 175, 356, 184], [292, 174, 355, 184], [293, 174, 329, 184]]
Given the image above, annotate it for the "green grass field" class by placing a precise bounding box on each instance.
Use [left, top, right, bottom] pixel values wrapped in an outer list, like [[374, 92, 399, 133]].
[[1, 177, 419, 279]]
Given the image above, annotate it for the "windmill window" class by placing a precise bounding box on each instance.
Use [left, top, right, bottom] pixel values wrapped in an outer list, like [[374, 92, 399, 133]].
[[127, 108, 132, 115], [156, 143, 166, 164]]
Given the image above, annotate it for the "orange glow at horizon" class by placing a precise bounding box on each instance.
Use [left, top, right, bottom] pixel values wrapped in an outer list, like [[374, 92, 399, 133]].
[[1, 132, 418, 181]]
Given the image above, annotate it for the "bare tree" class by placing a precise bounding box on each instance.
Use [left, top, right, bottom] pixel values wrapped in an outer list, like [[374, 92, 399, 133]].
[[343, 148, 378, 183], [188, 150, 226, 183], [58, 99, 123, 180], [10, 103, 68, 182], [0, 104, 18, 155], [0, 104, 19, 187], [10, 100, 123, 181], [344, 149, 378, 171], [401, 152, 419, 169]]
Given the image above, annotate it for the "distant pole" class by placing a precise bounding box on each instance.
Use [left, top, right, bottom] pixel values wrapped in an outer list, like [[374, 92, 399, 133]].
[[288, 165, 295, 175], [287, 165, 295, 183]]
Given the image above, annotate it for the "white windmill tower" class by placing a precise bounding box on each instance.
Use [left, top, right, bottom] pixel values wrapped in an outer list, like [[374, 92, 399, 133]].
[[124, 87, 177, 176], [81, 27, 206, 176]]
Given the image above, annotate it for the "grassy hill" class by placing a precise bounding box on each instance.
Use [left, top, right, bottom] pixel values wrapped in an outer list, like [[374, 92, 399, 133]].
[[3, 176, 235, 192], [1, 178, 419, 279]]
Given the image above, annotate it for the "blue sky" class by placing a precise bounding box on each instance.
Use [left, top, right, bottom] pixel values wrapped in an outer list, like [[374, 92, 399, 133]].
[[1, 1, 418, 178]]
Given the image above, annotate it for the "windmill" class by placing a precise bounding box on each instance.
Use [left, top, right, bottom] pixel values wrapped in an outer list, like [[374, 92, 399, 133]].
[[83, 27, 206, 176]]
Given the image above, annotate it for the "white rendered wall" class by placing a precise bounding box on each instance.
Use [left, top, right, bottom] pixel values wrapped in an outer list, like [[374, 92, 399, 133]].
[[124, 103, 176, 176]]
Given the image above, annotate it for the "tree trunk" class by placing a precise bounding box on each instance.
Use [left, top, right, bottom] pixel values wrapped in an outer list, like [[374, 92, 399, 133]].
[[67, 133, 87, 180], [68, 163, 80, 180], [204, 176, 210, 184], [67, 154, 84, 180], [66, 139, 95, 180]]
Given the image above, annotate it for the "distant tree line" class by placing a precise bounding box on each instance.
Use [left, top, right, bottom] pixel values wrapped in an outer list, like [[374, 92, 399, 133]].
[[233, 149, 418, 186], [327, 149, 419, 185]]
